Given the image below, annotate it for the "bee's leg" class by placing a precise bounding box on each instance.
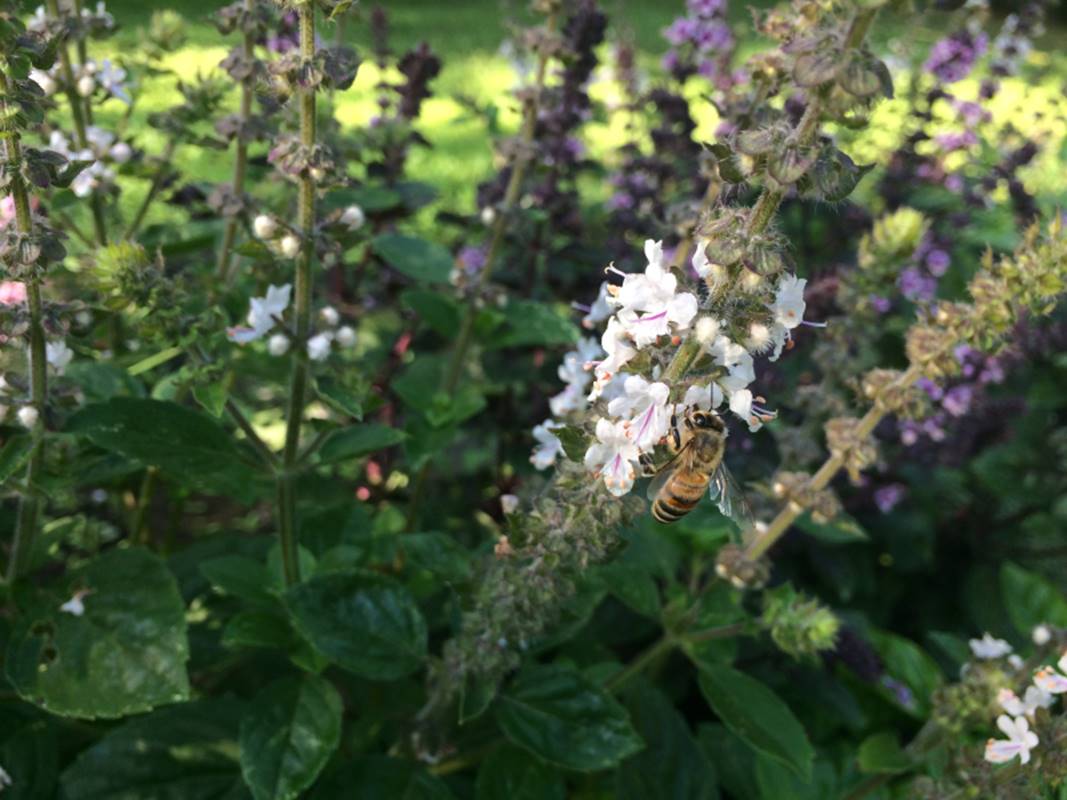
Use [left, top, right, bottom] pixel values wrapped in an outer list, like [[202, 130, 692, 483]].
[[639, 453, 657, 477], [670, 412, 682, 453]]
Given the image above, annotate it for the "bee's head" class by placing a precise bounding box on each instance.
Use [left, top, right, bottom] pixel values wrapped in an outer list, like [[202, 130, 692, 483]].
[[690, 410, 725, 432]]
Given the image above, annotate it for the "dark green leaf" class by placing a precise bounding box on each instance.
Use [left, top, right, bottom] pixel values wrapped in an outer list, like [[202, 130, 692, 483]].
[[696, 664, 813, 780], [5, 548, 190, 719], [403, 289, 462, 337], [1000, 562, 1067, 634], [285, 571, 427, 680], [315, 377, 364, 421], [495, 664, 643, 772], [0, 435, 32, 485], [597, 563, 660, 619], [200, 555, 275, 607], [795, 511, 869, 544], [869, 631, 943, 715], [318, 424, 406, 464], [66, 398, 264, 499], [223, 609, 300, 652], [555, 425, 589, 462], [239, 675, 342, 800], [857, 732, 911, 774], [476, 746, 565, 800], [0, 718, 57, 800], [616, 684, 719, 800], [309, 756, 454, 800], [61, 699, 249, 800], [491, 301, 579, 349], [373, 234, 452, 284], [697, 724, 758, 800]]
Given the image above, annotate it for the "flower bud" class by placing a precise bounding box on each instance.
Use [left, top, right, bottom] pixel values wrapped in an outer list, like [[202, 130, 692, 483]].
[[335, 326, 357, 347], [307, 333, 331, 361], [254, 215, 278, 239], [480, 206, 496, 226], [110, 142, 133, 163], [18, 405, 39, 429], [500, 494, 519, 514], [1033, 625, 1053, 646], [340, 204, 365, 230], [761, 583, 840, 659], [319, 306, 340, 327], [267, 333, 290, 356], [695, 317, 721, 346], [77, 75, 96, 97], [279, 234, 301, 259]]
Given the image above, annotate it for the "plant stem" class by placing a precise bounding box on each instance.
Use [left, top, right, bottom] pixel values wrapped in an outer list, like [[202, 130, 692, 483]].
[[275, 4, 318, 587], [405, 10, 558, 531], [124, 138, 177, 240], [216, 0, 256, 281], [1, 72, 48, 582], [603, 636, 675, 692], [743, 364, 921, 561], [46, 0, 109, 246]]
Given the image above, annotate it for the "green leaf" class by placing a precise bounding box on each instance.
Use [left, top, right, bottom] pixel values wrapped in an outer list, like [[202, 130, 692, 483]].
[[310, 756, 455, 800], [200, 555, 276, 608], [597, 562, 660, 619], [193, 380, 229, 418], [66, 398, 264, 499], [0, 434, 32, 485], [127, 345, 184, 376], [239, 675, 342, 800], [1000, 562, 1067, 634], [794, 511, 869, 544], [403, 289, 462, 337], [696, 664, 813, 780], [490, 301, 580, 349], [223, 609, 300, 652], [754, 753, 836, 800], [0, 718, 57, 800], [697, 724, 757, 800], [317, 424, 407, 464], [315, 377, 364, 421], [285, 571, 427, 680], [857, 732, 911, 774], [373, 233, 452, 284], [869, 631, 943, 714], [495, 664, 643, 772], [555, 425, 589, 463], [616, 684, 719, 800], [60, 699, 249, 800], [5, 548, 190, 719], [476, 746, 565, 800]]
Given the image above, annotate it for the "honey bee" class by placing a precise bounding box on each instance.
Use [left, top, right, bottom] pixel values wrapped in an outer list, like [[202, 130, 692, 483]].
[[647, 409, 752, 526]]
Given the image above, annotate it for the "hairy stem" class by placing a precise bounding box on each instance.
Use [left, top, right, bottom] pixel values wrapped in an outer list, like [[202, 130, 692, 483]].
[[216, 0, 256, 281], [276, 4, 318, 586], [46, 0, 108, 246], [1, 72, 49, 582], [405, 10, 558, 530], [124, 138, 177, 240], [743, 364, 921, 562]]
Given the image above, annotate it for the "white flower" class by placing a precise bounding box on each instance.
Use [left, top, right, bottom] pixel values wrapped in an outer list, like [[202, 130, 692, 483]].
[[228, 283, 291, 344], [307, 333, 332, 361], [584, 418, 641, 497], [1033, 625, 1052, 646], [335, 326, 357, 347], [1033, 653, 1067, 694], [71, 161, 115, 198], [607, 375, 671, 451], [253, 215, 278, 239], [319, 306, 340, 327], [60, 589, 91, 617], [581, 282, 612, 329], [679, 383, 723, 413], [613, 240, 698, 348], [76, 73, 95, 97], [480, 206, 496, 226], [0, 763, 11, 791], [280, 234, 301, 259], [29, 67, 57, 95], [267, 333, 290, 356], [110, 141, 132, 163], [970, 633, 1013, 660], [691, 240, 711, 278], [96, 59, 130, 104], [590, 317, 637, 398], [46, 340, 73, 375], [768, 274, 809, 361], [17, 406, 38, 429], [340, 204, 365, 230], [500, 494, 519, 514], [531, 420, 563, 470], [550, 336, 601, 416], [997, 686, 1054, 718], [550, 383, 587, 417], [984, 715, 1039, 765], [747, 322, 772, 353], [27, 5, 48, 31]]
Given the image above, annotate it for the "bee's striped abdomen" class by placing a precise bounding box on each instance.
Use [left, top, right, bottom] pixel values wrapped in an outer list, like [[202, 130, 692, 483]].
[[651, 471, 711, 524]]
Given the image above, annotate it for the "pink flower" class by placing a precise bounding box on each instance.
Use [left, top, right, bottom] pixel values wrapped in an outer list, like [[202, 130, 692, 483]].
[[0, 281, 27, 306]]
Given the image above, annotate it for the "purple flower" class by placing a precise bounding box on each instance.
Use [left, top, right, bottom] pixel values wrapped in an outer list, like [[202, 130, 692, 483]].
[[925, 30, 989, 84], [687, 0, 725, 16], [661, 49, 681, 74], [917, 377, 943, 401], [942, 385, 974, 417], [607, 192, 635, 210], [899, 267, 937, 302], [457, 245, 488, 275], [663, 17, 699, 46], [869, 295, 891, 314], [874, 483, 907, 513], [694, 21, 732, 52], [926, 249, 951, 276], [979, 359, 1005, 384], [882, 676, 916, 709], [935, 130, 978, 152], [944, 174, 965, 193]]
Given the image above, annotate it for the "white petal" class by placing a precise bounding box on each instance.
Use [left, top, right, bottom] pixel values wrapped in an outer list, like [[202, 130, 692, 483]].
[[984, 738, 1023, 764]]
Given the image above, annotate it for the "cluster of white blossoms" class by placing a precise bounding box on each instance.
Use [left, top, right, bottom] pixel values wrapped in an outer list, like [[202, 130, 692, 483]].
[[975, 628, 1067, 767], [252, 205, 365, 262], [0, 340, 73, 429], [46, 127, 132, 198], [30, 57, 129, 106], [531, 239, 812, 497], [227, 284, 356, 361]]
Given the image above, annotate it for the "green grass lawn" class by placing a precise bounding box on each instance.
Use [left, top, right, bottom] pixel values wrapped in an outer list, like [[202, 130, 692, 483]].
[[61, 0, 1067, 236]]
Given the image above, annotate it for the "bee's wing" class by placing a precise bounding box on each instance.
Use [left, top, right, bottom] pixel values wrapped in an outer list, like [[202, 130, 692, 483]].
[[645, 441, 691, 501], [709, 461, 755, 529]]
